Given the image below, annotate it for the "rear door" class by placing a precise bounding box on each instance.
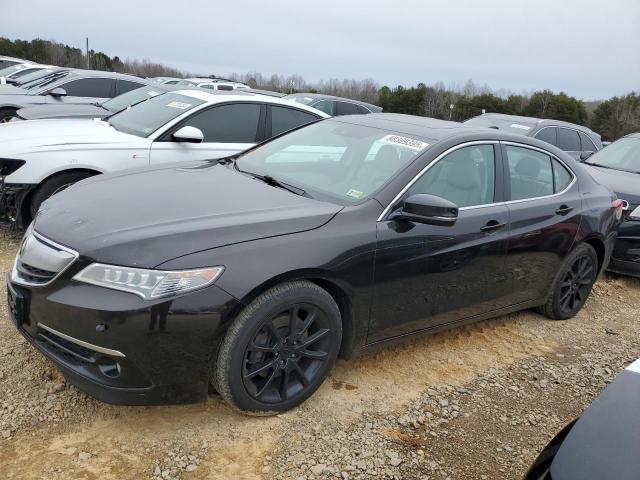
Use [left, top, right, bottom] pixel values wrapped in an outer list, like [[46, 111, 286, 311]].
[[369, 142, 512, 342], [149, 102, 264, 164], [501, 142, 581, 304], [556, 128, 582, 160]]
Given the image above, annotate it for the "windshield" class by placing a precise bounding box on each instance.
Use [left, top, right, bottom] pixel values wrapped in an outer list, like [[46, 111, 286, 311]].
[[236, 120, 429, 203], [585, 136, 640, 173], [22, 71, 70, 91], [175, 80, 197, 86], [102, 86, 165, 113], [284, 95, 316, 106], [107, 92, 205, 137], [0, 64, 25, 77], [464, 116, 537, 136], [15, 68, 58, 86]]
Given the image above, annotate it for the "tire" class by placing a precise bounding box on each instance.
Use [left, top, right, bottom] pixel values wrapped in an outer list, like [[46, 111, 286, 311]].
[[30, 171, 96, 219], [0, 109, 17, 123], [538, 243, 598, 320], [214, 280, 342, 415]]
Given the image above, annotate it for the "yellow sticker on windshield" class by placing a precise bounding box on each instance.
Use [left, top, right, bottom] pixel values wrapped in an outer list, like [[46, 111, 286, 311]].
[[347, 189, 364, 199]]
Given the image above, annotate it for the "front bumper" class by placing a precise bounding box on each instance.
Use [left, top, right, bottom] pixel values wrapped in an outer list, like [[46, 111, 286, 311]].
[[7, 268, 242, 405], [608, 220, 640, 278]]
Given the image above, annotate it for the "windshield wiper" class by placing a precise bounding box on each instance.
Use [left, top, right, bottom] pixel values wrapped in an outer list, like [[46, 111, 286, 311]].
[[252, 174, 306, 196]]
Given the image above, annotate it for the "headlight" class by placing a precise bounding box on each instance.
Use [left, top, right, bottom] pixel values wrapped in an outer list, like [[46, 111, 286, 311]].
[[73, 263, 224, 300], [629, 206, 640, 221]]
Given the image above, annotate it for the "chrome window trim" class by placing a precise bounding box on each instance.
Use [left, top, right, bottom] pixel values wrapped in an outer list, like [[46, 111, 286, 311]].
[[377, 141, 499, 221], [37, 323, 126, 358], [11, 229, 79, 287], [534, 125, 599, 151], [378, 140, 577, 222]]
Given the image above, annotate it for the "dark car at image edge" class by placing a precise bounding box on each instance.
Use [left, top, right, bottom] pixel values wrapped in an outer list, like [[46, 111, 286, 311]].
[[6, 113, 621, 414]]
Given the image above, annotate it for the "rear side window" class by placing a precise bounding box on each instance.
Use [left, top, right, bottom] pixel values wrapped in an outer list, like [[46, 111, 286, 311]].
[[335, 101, 367, 116], [182, 103, 261, 143], [553, 159, 573, 192], [311, 99, 334, 115], [217, 85, 234, 91], [271, 106, 318, 137], [579, 132, 596, 151], [506, 146, 554, 200], [557, 128, 581, 151], [117, 80, 145, 95], [534, 127, 557, 146], [59, 78, 114, 98]]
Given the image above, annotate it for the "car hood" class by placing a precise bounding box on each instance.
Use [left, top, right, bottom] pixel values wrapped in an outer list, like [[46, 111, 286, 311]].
[[34, 163, 343, 268], [17, 103, 110, 120], [0, 118, 143, 155], [550, 358, 640, 480], [583, 164, 640, 206]]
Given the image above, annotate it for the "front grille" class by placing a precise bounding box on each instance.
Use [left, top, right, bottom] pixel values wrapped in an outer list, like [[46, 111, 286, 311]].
[[11, 229, 78, 286]]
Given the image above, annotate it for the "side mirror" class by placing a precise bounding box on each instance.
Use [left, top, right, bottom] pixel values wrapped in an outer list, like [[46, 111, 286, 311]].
[[48, 87, 67, 97], [172, 126, 204, 143], [391, 194, 458, 226], [579, 151, 594, 161]]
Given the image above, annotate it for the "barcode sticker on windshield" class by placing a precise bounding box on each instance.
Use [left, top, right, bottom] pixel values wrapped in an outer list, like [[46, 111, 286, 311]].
[[146, 90, 161, 97], [510, 123, 531, 131], [380, 135, 429, 151], [166, 101, 191, 110]]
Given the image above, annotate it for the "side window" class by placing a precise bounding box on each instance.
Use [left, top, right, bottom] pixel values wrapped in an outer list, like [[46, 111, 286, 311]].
[[506, 146, 554, 200], [311, 100, 333, 115], [335, 101, 364, 116], [182, 103, 261, 143], [271, 106, 318, 137], [534, 127, 557, 146], [117, 80, 145, 95], [59, 78, 114, 98], [200, 84, 215, 90], [556, 128, 581, 151], [408, 145, 496, 208], [217, 85, 234, 91], [579, 132, 596, 151], [553, 159, 573, 192]]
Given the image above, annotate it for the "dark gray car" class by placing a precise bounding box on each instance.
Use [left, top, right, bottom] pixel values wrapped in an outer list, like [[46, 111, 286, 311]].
[[284, 92, 382, 116], [464, 113, 602, 160], [0, 69, 152, 123], [15, 84, 200, 120]]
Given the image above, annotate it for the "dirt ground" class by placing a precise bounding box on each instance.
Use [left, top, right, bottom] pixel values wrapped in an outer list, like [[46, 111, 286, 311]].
[[1, 225, 639, 479]]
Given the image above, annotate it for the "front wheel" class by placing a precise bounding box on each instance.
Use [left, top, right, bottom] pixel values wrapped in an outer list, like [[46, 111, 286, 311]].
[[539, 243, 598, 320], [0, 109, 17, 123], [214, 281, 342, 414]]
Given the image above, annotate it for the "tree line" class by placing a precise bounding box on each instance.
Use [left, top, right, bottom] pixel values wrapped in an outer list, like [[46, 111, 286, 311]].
[[1, 37, 638, 141]]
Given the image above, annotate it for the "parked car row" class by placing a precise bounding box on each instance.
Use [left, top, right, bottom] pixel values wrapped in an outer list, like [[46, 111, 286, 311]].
[[0, 56, 636, 418]]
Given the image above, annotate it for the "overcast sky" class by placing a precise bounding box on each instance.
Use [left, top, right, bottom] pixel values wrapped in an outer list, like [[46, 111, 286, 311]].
[[1, 0, 638, 100]]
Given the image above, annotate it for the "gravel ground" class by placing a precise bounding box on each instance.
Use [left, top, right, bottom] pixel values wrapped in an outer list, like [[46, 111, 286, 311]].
[[1, 225, 639, 479]]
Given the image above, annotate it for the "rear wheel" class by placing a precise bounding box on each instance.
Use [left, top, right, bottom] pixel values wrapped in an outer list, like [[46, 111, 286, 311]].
[[30, 171, 96, 219], [539, 243, 598, 320], [0, 109, 17, 123], [214, 281, 342, 414]]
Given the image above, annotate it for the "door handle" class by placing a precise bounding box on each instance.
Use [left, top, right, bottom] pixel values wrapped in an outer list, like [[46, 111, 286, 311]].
[[556, 205, 574, 216], [480, 220, 506, 233]]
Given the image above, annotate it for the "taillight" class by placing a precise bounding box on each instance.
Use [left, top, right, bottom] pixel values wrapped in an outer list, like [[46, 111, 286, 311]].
[[612, 199, 624, 221]]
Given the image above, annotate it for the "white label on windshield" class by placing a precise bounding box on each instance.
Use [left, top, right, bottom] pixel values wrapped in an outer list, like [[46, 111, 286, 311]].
[[511, 123, 532, 131], [146, 90, 161, 97], [166, 101, 191, 110], [380, 134, 429, 151], [626, 358, 640, 374]]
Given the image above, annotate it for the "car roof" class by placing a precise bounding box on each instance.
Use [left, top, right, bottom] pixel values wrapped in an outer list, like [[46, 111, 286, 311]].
[[171, 89, 330, 117], [473, 112, 597, 133], [286, 92, 382, 112]]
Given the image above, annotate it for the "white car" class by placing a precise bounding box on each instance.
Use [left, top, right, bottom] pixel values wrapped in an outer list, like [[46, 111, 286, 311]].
[[176, 77, 250, 91], [0, 63, 53, 85], [0, 89, 328, 226]]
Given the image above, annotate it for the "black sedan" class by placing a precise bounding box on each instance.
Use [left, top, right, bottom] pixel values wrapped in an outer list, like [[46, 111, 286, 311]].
[[582, 133, 640, 277], [525, 358, 640, 480], [6, 114, 620, 414]]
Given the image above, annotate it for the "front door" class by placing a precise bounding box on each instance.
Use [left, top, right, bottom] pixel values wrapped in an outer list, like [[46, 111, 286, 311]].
[[369, 143, 511, 342]]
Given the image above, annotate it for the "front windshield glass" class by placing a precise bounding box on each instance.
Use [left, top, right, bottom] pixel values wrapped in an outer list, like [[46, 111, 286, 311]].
[[0, 65, 24, 76], [585, 137, 640, 173], [15, 69, 57, 86], [102, 86, 165, 113], [107, 92, 205, 137], [464, 116, 537, 136], [176, 80, 197, 86], [236, 120, 429, 203], [22, 71, 70, 91], [284, 95, 315, 105]]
